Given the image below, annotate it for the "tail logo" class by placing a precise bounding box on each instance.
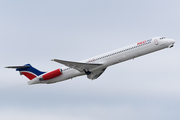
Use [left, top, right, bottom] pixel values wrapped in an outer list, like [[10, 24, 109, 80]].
[[16, 64, 45, 80]]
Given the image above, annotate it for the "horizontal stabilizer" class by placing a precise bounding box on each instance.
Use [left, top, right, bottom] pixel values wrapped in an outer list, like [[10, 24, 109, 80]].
[[5, 65, 30, 69]]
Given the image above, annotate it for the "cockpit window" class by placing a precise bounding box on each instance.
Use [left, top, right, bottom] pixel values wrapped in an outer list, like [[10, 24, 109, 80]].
[[160, 37, 166, 40]]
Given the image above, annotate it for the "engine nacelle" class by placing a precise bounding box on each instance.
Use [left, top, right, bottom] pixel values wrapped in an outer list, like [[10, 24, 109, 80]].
[[39, 69, 62, 81]]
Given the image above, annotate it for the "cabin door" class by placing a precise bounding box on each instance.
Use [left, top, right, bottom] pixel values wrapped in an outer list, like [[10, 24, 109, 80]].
[[154, 39, 158, 45]]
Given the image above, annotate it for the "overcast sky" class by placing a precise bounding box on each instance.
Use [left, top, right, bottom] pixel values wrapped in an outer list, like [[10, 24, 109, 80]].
[[0, 0, 180, 120]]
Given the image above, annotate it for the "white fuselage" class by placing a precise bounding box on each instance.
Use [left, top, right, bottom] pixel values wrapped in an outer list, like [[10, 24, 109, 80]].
[[28, 37, 175, 85]]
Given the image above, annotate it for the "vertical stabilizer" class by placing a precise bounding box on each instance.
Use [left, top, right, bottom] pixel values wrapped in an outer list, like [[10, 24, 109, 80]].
[[6, 64, 45, 80]]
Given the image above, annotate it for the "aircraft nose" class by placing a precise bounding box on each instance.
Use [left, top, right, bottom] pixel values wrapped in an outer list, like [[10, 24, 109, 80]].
[[169, 39, 175, 44], [167, 39, 175, 48]]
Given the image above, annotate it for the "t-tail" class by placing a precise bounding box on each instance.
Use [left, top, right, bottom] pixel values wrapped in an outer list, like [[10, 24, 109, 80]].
[[5, 64, 45, 80]]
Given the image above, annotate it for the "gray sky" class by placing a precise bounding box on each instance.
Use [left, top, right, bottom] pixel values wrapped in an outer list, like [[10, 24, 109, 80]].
[[0, 0, 180, 120]]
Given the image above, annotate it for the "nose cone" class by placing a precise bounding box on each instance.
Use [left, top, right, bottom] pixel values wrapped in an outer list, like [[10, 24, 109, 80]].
[[169, 39, 175, 44], [167, 39, 175, 48]]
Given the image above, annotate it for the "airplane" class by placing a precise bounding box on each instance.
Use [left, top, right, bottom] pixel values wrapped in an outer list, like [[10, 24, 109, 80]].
[[6, 36, 175, 85]]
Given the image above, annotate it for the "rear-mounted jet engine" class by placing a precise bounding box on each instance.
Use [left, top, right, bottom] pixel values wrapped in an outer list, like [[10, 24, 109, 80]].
[[39, 69, 62, 81]]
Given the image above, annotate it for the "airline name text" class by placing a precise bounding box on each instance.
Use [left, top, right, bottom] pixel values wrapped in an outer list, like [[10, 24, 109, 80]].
[[137, 39, 152, 45]]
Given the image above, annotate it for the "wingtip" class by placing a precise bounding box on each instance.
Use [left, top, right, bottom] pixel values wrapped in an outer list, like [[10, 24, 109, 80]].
[[51, 59, 58, 61]]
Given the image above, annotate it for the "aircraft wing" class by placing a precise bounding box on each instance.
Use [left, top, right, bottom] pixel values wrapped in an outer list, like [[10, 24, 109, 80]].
[[52, 59, 103, 72]]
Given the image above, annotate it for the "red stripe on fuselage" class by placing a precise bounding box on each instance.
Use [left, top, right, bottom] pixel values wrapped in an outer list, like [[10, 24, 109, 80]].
[[21, 72, 37, 80]]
